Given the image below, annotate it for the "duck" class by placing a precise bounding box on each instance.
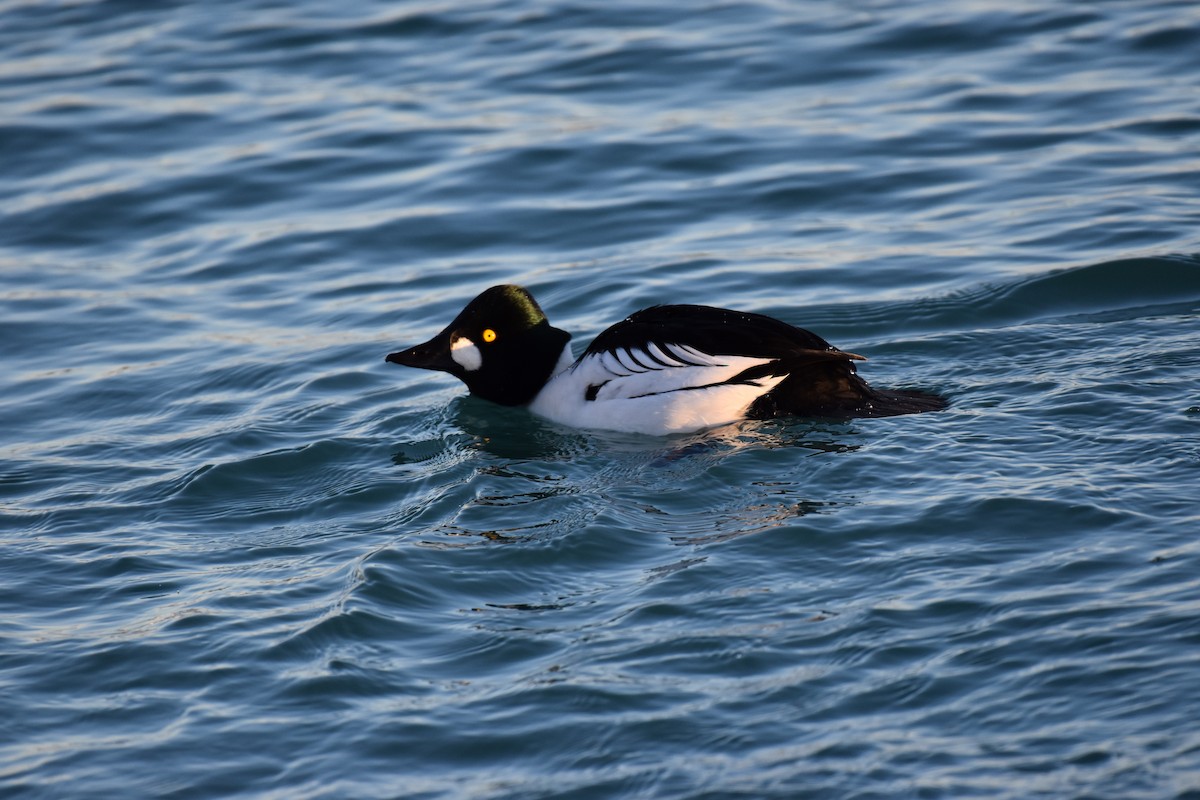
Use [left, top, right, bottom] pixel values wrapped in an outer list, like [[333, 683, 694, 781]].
[[386, 284, 946, 436]]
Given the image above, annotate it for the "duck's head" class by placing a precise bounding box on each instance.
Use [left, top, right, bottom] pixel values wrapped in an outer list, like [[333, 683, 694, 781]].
[[386, 285, 572, 406]]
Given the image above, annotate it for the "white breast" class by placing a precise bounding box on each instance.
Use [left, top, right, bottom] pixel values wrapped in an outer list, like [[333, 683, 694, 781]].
[[528, 343, 784, 435]]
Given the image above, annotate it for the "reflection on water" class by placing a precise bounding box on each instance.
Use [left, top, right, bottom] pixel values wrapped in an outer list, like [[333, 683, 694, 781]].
[[388, 411, 868, 550]]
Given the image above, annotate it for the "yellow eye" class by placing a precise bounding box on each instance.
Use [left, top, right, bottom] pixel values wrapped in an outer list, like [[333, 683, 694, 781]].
[[482, 328, 497, 343]]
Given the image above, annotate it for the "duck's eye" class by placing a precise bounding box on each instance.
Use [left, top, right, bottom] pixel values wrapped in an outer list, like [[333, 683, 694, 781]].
[[482, 328, 497, 343]]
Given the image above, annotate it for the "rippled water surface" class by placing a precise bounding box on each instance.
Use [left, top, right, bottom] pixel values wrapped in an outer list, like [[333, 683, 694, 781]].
[[3, 1, 1200, 798]]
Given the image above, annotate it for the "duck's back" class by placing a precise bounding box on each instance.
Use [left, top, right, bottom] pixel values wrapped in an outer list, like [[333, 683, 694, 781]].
[[527, 304, 945, 434]]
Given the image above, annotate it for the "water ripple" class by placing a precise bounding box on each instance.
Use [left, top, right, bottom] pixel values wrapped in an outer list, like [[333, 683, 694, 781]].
[[4, 0, 1200, 797]]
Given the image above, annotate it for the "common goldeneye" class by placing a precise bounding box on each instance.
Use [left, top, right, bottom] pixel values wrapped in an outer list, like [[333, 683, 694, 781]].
[[386, 285, 946, 435]]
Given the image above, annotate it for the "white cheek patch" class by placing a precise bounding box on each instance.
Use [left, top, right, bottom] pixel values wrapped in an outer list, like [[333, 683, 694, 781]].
[[450, 336, 482, 372]]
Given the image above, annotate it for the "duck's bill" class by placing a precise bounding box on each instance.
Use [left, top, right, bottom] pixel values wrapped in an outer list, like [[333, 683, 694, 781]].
[[385, 334, 456, 374]]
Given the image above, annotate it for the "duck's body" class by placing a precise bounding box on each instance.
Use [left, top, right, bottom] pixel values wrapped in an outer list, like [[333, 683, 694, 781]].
[[387, 285, 946, 436]]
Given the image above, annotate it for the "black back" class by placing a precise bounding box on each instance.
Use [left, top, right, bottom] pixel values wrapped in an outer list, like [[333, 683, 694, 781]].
[[583, 304, 840, 361], [583, 303, 947, 419]]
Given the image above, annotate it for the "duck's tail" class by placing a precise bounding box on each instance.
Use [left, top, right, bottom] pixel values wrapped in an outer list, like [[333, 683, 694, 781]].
[[746, 360, 948, 420], [854, 386, 949, 417]]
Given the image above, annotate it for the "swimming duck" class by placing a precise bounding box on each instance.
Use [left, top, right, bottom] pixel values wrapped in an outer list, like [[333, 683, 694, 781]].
[[386, 284, 946, 435]]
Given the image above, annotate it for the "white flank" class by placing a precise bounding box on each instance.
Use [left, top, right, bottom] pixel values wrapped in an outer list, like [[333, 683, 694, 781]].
[[450, 336, 482, 371], [528, 343, 784, 435]]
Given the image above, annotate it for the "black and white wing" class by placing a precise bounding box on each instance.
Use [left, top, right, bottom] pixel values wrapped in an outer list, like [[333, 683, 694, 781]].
[[528, 303, 943, 433], [570, 304, 861, 401]]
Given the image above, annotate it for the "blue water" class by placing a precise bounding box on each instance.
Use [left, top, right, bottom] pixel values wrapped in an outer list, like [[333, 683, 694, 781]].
[[3, 1, 1200, 797]]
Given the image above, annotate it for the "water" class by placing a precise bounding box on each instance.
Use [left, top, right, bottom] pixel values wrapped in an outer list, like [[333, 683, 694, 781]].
[[2, 0, 1199, 797]]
